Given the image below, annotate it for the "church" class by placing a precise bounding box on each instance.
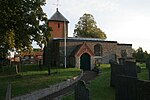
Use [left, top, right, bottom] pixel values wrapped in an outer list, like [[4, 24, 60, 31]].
[[43, 8, 133, 70]]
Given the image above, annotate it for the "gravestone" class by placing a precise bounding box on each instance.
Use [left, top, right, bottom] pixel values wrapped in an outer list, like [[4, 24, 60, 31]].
[[110, 62, 124, 87], [118, 58, 125, 65], [110, 60, 137, 87], [75, 80, 90, 100], [124, 61, 137, 77], [137, 80, 150, 100], [110, 62, 117, 87], [116, 75, 137, 100]]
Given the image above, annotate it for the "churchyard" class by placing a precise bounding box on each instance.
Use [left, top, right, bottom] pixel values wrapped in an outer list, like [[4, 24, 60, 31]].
[[63, 63, 149, 100], [0, 64, 80, 100], [1, 60, 150, 100], [110, 60, 150, 100]]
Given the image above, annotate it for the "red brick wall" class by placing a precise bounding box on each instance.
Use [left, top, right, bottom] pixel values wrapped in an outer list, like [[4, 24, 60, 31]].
[[48, 21, 68, 38]]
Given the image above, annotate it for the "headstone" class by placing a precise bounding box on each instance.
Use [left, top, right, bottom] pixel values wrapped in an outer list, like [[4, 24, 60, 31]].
[[75, 80, 90, 100], [116, 75, 137, 100], [137, 80, 150, 100], [124, 61, 137, 77], [118, 58, 125, 65], [110, 63, 116, 87], [110, 62, 124, 87]]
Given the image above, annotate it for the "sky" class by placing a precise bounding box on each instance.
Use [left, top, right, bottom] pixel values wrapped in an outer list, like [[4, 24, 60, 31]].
[[42, 0, 150, 52]]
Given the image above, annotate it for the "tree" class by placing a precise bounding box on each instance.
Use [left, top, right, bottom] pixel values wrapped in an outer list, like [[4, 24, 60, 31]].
[[0, 0, 51, 58], [133, 47, 145, 63], [74, 13, 107, 39], [133, 47, 144, 62]]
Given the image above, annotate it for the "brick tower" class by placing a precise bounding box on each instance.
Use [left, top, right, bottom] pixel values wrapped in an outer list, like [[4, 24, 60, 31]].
[[48, 8, 69, 38]]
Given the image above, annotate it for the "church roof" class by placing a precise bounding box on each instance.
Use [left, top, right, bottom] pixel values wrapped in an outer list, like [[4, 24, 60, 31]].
[[49, 8, 69, 23], [117, 43, 132, 46], [53, 37, 117, 43]]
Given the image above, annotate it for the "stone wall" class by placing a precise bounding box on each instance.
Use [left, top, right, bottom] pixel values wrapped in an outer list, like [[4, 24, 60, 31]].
[[59, 41, 119, 64], [101, 42, 118, 63], [45, 39, 133, 69], [117, 44, 133, 58], [12, 70, 83, 100]]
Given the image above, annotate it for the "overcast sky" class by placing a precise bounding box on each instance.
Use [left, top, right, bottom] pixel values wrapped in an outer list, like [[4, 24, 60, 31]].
[[42, 0, 150, 52]]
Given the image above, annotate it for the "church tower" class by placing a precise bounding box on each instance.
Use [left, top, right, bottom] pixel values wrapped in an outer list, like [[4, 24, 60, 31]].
[[48, 8, 69, 38]]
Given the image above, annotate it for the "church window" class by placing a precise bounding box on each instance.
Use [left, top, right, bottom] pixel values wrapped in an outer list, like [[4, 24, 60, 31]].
[[94, 44, 102, 56]]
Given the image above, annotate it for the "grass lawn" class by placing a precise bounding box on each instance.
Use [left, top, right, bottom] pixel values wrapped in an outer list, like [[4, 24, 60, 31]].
[[137, 63, 149, 80], [0, 65, 80, 100], [88, 64, 115, 100], [63, 63, 149, 100], [63, 64, 115, 100]]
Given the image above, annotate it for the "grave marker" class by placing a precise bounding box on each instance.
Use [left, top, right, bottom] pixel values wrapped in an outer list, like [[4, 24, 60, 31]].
[[137, 80, 150, 100], [75, 80, 90, 100], [110, 62, 124, 87], [124, 61, 137, 77], [116, 75, 137, 100]]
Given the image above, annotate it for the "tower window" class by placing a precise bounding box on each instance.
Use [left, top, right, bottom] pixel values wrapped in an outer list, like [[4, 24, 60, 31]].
[[58, 23, 60, 28]]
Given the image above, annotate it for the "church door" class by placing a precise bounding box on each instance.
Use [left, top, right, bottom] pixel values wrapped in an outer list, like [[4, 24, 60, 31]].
[[80, 53, 91, 70]]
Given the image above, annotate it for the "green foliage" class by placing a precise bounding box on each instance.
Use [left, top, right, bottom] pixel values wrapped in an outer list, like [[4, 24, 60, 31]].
[[137, 63, 149, 80], [63, 92, 74, 100], [88, 64, 115, 100], [133, 47, 144, 62], [0, 0, 51, 58], [74, 13, 107, 39], [133, 47, 150, 63]]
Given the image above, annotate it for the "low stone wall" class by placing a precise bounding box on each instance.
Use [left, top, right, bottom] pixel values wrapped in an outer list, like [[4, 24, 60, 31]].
[[12, 70, 83, 100]]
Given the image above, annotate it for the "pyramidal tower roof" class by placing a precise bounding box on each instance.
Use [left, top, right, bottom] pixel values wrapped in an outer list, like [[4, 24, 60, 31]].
[[49, 8, 69, 23]]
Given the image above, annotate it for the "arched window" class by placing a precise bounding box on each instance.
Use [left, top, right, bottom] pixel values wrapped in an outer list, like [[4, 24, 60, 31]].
[[94, 44, 102, 56]]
